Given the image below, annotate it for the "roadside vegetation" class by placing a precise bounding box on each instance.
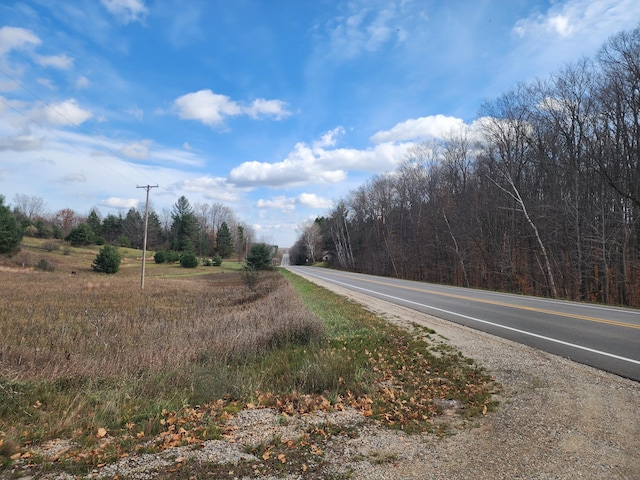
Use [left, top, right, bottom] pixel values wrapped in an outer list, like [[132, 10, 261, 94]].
[[0, 239, 498, 477]]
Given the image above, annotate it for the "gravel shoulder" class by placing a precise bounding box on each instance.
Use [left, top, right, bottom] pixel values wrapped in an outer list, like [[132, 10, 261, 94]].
[[291, 270, 640, 479]]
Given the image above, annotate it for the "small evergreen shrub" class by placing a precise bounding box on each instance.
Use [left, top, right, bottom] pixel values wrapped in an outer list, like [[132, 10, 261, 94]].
[[180, 251, 199, 268], [92, 245, 121, 274], [154, 250, 166, 263], [212, 254, 223, 266]]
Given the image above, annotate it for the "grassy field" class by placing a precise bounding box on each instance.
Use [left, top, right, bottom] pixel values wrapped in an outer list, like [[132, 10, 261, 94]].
[[0, 238, 498, 476]]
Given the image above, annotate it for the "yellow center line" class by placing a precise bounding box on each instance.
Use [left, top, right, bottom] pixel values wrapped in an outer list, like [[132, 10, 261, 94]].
[[326, 271, 640, 331]]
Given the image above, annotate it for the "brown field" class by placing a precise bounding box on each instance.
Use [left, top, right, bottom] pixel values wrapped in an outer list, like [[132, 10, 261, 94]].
[[0, 240, 318, 382]]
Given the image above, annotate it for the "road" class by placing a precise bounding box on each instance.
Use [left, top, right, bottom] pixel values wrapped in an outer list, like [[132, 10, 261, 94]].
[[286, 266, 640, 381]]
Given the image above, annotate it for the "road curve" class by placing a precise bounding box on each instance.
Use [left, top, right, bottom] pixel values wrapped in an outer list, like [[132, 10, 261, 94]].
[[287, 266, 640, 381]]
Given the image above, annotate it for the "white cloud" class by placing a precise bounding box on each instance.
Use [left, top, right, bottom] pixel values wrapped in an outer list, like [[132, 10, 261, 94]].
[[256, 193, 332, 212], [297, 193, 333, 209], [101, 197, 139, 209], [33, 53, 74, 69], [36, 78, 56, 90], [124, 106, 144, 121], [76, 76, 92, 89], [256, 196, 295, 211], [121, 139, 151, 159], [56, 173, 87, 184], [229, 129, 411, 188], [325, 3, 405, 60], [371, 115, 465, 143], [513, 0, 640, 42], [101, 0, 148, 24], [31, 99, 93, 126], [0, 26, 40, 56], [313, 126, 344, 148], [172, 89, 290, 127], [173, 90, 241, 126], [245, 98, 291, 120], [168, 176, 241, 203], [0, 133, 42, 151]]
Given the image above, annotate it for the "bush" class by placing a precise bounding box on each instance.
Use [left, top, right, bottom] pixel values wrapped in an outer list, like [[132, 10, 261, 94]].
[[65, 223, 94, 247], [154, 250, 166, 263], [246, 243, 273, 270], [35, 259, 55, 272], [180, 251, 199, 268], [42, 241, 60, 252], [92, 245, 121, 274], [212, 254, 223, 266]]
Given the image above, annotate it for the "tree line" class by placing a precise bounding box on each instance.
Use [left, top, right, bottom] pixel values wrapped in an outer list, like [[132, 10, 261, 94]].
[[291, 25, 640, 307], [1, 193, 261, 262]]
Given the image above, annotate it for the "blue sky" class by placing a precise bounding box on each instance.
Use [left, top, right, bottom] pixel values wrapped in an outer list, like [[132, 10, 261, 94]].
[[1, 0, 639, 247]]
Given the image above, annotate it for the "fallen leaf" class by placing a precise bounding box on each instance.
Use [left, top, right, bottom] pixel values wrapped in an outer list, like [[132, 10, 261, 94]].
[[96, 428, 107, 438], [277, 453, 286, 463], [482, 405, 488, 415], [262, 451, 271, 460]]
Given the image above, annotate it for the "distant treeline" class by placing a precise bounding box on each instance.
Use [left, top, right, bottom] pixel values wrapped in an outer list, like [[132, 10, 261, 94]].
[[291, 25, 640, 307]]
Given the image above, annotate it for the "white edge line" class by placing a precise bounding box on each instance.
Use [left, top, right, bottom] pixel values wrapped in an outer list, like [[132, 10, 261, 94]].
[[297, 269, 640, 367]]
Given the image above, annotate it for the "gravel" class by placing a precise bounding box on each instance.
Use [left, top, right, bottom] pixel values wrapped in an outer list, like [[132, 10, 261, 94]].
[[12, 271, 640, 479], [289, 270, 640, 479]]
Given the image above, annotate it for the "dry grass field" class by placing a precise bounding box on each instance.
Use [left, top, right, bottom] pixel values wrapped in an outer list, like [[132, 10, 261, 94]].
[[0, 239, 497, 477]]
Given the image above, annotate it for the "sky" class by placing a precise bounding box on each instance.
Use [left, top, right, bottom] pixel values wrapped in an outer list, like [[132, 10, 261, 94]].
[[1, 0, 639, 248]]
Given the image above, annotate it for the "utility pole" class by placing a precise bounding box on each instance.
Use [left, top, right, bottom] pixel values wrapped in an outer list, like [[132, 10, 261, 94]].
[[137, 184, 158, 289]]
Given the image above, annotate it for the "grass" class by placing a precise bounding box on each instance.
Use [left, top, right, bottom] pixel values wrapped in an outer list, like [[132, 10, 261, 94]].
[[0, 238, 499, 477]]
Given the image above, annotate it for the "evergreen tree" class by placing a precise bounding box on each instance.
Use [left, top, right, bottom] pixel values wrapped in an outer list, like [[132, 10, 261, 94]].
[[65, 223, 95, 246], [87, 209, 102, 239], [102, 213, 123, 244], [0, 195, 23, 255], [246, 243, 273, 270], [170, 196, 198, 251], [216, 221, 233, 258], [92, 245, 121, 274]]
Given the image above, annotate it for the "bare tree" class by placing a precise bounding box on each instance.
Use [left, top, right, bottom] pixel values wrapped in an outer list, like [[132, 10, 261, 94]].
[[13, 194, 46, 221]]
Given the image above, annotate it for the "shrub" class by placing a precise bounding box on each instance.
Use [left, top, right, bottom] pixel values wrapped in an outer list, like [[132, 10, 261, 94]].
[[180, 251, 199, 268], [24, 225, 39, 237], [154, 250, 166, 263], [35, 259, 55, 272], [246, 243, 273, 270], [118, 235, 131, 248], [92, 245, 121, 274], [42, 241, 60, 252], [212, 255, 223, 266], [65, 223, 94, 247]]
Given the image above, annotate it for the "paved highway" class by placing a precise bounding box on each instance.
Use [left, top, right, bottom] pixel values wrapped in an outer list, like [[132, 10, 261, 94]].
[[287, 266, 640, 381]]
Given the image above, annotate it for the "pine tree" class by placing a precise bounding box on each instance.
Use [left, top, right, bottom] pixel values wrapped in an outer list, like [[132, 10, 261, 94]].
[[216, 221, 233, 258]]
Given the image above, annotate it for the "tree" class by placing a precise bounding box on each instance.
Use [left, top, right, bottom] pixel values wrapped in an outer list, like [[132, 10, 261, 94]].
[[122, 208, 144, 249], [55, 208, 77, 235], [87, 208, 102, 240], [101, 213, 123, 245], [298, 221, 322, 263], [13, 194, 46, 221], [65, 223, 95, 247], [92, 245, 121, 274], [216, 221, 233, 258], [170, 196, 198, 252], [0, 195, 23, 255], [246, 243, 273, 270]]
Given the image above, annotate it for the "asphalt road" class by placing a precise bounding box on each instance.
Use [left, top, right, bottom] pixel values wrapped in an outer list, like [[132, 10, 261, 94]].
[[286, 266, 640, 382]]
